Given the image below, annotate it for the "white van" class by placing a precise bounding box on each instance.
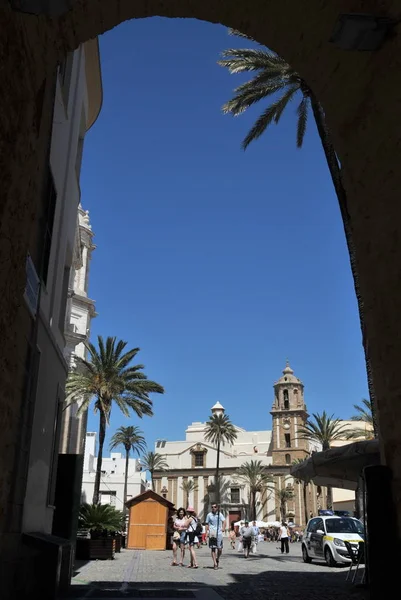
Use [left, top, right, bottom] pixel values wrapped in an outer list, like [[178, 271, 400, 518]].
[[302, 515, 364, 567]]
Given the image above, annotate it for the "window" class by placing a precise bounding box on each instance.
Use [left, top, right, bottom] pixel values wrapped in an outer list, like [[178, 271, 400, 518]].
[[285, 454, 291, 464], [283, 389, 289, 410], [307, 518, 318, 532], [230, 487, 240, 504], [194, 452, 204, 467], [38, 168, 57, 285], [285, 434, 291, 448]]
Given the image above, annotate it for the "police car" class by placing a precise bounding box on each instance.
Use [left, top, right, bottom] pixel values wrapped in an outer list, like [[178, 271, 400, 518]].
[[302, 515, 364, 567]]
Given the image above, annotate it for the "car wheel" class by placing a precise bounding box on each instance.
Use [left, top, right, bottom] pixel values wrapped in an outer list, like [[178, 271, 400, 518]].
[[302, 545, 312, 563], [324, 547, 336, 567]]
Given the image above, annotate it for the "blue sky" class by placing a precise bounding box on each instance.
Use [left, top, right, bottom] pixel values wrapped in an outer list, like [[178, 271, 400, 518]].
[[80, 17, 368, 456]]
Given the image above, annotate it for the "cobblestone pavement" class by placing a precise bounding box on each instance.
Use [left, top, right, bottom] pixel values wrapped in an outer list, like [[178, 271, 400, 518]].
[[65, 542, 367, 600]]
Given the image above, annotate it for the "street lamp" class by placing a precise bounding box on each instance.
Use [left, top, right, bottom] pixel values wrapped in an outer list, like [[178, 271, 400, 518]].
[[330, 13, 397, 51]]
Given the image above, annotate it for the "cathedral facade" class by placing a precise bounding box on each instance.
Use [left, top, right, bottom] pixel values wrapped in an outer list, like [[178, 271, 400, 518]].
[[153, 363, 324, 527]]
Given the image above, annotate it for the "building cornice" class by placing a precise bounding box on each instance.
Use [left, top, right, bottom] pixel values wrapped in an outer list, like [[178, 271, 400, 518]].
[[153, 464, 290, 478], [84, 38, 103, 131]]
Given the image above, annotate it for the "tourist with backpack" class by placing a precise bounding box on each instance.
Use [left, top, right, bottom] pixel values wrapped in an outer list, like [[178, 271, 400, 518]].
[[185, 507, 200, 568]]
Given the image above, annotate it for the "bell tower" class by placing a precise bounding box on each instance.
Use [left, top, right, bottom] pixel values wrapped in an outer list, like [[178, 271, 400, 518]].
[[270, 361, 309, 466]]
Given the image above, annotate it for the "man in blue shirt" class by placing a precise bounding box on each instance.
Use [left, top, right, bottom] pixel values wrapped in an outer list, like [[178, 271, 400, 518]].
[[205, 503, 226, 570]]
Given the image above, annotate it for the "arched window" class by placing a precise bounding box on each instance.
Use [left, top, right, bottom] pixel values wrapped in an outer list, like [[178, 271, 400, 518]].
[[285, 454, 291, 464], [283, 389, 289, 410]]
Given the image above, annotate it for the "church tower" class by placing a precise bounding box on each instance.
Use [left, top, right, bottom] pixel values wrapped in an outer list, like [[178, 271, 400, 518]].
[[270, 361, 309, 466]]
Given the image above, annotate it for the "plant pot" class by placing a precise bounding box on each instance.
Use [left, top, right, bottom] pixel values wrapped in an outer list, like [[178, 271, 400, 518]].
[[88, 538, 115, 560], [115, 534, 122, 553]]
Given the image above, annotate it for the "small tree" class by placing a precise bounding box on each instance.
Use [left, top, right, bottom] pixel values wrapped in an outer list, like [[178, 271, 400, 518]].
[[292, 458, 308, 526], [79, 503, 124, 538], [109, 425, 146, 524], [181, 479, 198, 507], [66, 336, 164, 503], [351, 398, 377, 439], [298, 411, 358, 510], [277, 487, 294, 521], [141, 451, 168, 490], [236, 460, 274, 520], [204, 413, 237, 505]]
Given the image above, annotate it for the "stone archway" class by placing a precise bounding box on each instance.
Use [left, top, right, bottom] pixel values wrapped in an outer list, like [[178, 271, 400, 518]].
[[2, 0, 401, 572]]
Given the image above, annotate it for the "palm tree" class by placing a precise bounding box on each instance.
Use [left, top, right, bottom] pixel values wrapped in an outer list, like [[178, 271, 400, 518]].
[[109, 426, 147, 522], [79, 503, 124, 537], [292, 458, 309, 526], [297, 411, 358, 510], [236, 460, 274, 520], [277, 487, 294, 521], [218, 29, 377, 432], [181, 479, 198, 507], [351, 398, 377, 439], [204, 412, 238, 505], [66, 336, 164, 504], [141, 451, 168, 491]]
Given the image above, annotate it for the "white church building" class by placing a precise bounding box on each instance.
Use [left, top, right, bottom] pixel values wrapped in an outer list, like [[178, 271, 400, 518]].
[[153, 363, 323, 527]]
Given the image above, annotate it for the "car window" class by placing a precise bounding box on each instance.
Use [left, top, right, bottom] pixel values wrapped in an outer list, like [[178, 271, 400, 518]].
[[315, 519, 324, 532], [307, 519, 318, 533], [325, 518, 364, 534]]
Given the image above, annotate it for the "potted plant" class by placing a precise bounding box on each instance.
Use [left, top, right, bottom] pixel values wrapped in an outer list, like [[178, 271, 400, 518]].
[[76, 504, 124, 560]]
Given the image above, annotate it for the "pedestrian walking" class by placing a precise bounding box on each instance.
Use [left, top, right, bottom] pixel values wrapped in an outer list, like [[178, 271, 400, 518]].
[[239, 520, 253, 558], [279, 521, 290, 554], [185, 507, 200, 568], [205, 503, 226, 570], [229, 523, 236, 549], [251, 521, 260, 554], [173, 507, 188, 566]]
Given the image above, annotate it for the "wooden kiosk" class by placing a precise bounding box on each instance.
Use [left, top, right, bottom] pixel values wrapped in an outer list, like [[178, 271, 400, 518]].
[[126, 490, 174, 550]]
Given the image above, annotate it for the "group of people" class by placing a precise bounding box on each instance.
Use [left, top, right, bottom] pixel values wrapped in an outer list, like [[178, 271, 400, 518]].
[[169, 503, 299, 568], [169, 503, 225, 570], [235, 521, 292, 557]]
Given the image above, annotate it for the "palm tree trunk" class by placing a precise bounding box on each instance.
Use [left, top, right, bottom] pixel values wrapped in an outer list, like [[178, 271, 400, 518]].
[[150, 469, 154, 491], [186, 492, 189, 508], [215, 438, 221, 505], [326, 486, 333, 511], [310, 93, 378, 431], [252, 490, 257, 520], [93, 410, 106, 504], [123, 447, 129, 527], [303, 484, 308, 526]]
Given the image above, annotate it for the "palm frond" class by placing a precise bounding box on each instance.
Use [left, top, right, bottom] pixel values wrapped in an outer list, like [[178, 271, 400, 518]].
[[141, 451, 168, 472], [296, 96, 310, 148], [242, 87, 298, 149], [218, 48, 285, 74], [204, 413, 238, 446], [109, 425, 147, 454], [297, 411, 353, 450], [228, 28, 259, 44], [222, 80, 288, 116]]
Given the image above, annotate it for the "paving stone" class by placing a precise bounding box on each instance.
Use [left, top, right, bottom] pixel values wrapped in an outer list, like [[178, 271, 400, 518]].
[[65, 542, 367, 600]]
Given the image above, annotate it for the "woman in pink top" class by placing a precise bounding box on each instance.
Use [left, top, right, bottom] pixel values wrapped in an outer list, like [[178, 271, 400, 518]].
[[173, 507, 188, 566]]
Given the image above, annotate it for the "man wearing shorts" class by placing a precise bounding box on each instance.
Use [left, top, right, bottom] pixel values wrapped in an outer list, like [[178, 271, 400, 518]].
[[240, 521, 253, 558], [205, 503, 226, 570]]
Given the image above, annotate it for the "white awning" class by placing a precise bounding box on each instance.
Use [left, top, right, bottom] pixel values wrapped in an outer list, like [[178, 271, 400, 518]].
[[290, 440, 380, 490]]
